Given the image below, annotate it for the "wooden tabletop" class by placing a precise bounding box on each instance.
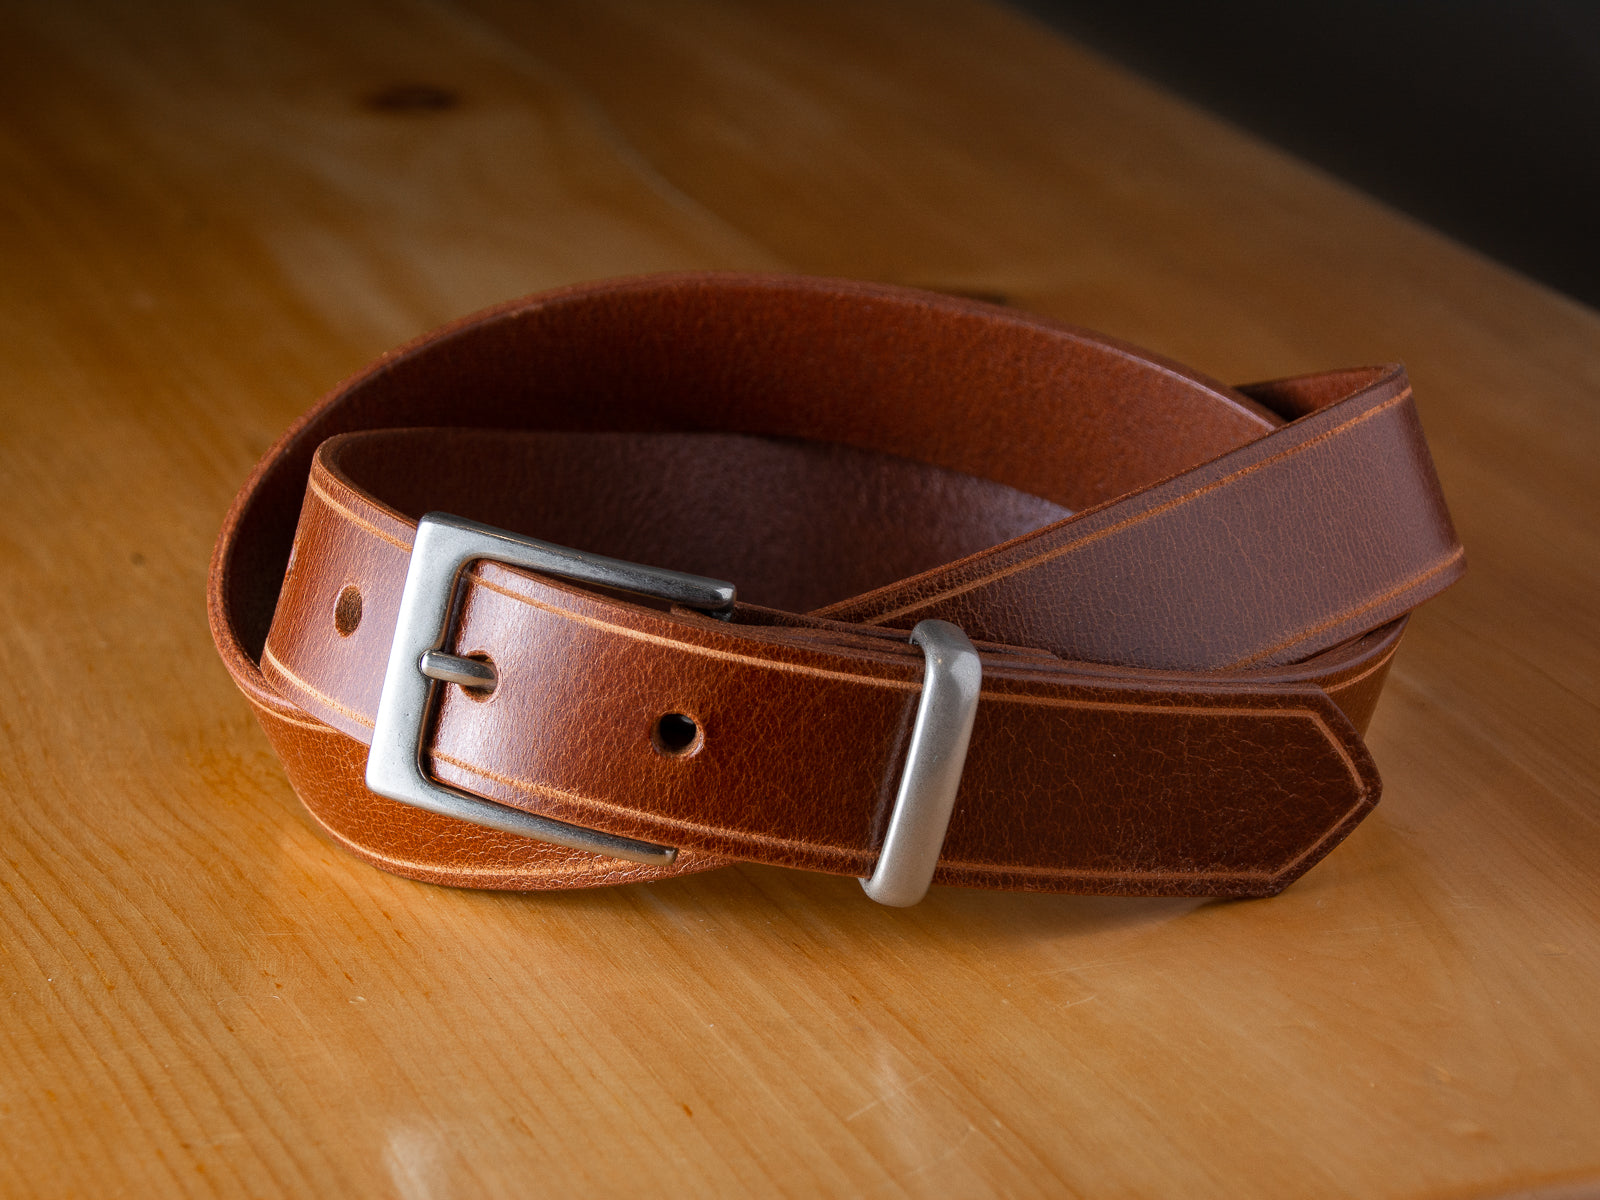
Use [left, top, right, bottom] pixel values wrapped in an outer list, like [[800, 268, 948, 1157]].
[[3, 2, 1596, 1196]]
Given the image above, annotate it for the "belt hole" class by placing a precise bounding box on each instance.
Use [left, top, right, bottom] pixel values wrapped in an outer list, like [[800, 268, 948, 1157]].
[[652, 713, 700, 757], [334, 585, 363, 637]]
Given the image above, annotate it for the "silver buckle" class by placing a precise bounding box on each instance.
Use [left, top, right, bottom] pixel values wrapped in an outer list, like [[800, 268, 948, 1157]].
[[365, 511, 735, 867], [861, 620, 983, 906]]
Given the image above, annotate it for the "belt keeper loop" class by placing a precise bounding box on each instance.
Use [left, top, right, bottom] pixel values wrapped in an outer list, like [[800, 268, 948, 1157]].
[[860, 619, 983, 907]]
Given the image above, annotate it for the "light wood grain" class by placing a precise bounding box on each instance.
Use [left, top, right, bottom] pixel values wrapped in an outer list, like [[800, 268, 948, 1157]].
[[1, 1, 1596, 1196]]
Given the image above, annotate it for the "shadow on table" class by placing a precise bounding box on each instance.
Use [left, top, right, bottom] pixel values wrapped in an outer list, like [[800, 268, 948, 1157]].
[[484, 857, 1220, 948]]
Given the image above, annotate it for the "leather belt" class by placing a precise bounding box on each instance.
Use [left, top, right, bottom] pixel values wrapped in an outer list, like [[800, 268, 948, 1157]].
[[207, 273, 1464, 904]]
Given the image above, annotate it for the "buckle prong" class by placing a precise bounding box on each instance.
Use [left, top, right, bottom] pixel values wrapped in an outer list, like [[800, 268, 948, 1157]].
[[366, 511, 735, 866], [419, 650, 498, 692]]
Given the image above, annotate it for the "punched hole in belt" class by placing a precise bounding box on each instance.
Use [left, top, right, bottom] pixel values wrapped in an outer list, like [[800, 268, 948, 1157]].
[[333, 585, 362, 636], [652, 713, 701, 757]]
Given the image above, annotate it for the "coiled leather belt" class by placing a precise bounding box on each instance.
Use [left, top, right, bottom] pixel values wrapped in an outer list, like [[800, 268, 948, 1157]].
[[207, 274, 1463, 904]]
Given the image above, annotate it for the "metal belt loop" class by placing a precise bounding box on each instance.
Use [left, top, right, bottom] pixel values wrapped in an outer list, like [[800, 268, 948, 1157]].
[[861, 619, 983, 906], [366, 511, 735, 866]]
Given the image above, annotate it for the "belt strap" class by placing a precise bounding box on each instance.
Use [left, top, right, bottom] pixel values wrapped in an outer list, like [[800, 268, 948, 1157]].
[[207, 274, 1462, 899]]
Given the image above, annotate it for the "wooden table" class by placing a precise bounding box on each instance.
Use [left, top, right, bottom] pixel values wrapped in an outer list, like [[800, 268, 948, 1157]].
[[3, 2, 1596, 1195]]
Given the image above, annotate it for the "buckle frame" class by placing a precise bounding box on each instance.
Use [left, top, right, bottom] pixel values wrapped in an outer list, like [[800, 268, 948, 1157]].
[[365, 511, 735, 866]]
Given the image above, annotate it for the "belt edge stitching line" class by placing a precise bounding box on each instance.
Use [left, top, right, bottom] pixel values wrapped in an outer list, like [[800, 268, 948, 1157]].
[[431, 704, 1365, 860], [1226, 547, 1463, 668], [855, 387, 1414, 624]]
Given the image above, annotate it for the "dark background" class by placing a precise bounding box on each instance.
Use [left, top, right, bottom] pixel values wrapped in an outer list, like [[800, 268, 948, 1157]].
[[1014, 0, 1600, 310]]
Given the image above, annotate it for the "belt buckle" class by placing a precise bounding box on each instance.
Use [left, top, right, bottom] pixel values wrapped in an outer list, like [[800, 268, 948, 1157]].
[[366, 511, 735, 866], [366, 511, 982, 904]]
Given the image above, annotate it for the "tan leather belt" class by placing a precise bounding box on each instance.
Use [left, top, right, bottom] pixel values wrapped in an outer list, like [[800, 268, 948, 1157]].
[[207, 274, 1464, 904]]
